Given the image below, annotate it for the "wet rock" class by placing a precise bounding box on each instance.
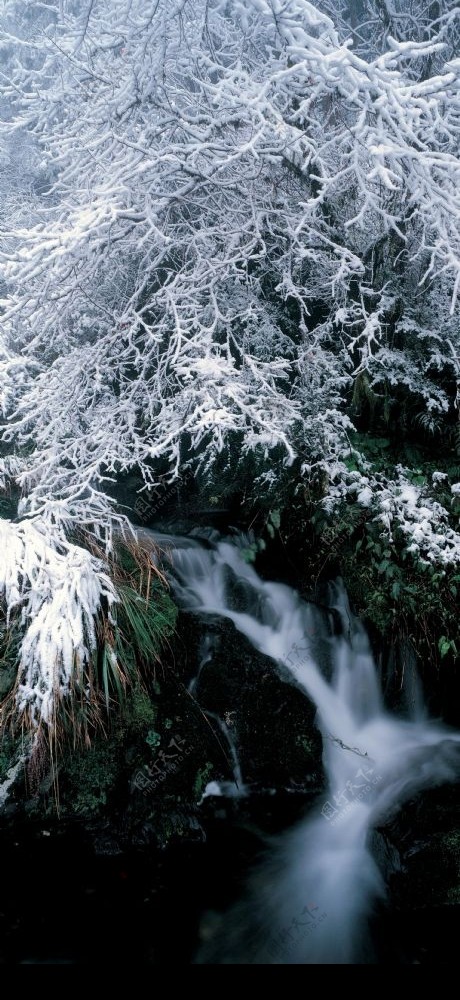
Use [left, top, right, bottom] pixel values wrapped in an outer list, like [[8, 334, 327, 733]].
[[183, 616, 324, 791], [383, 782, 460, 908], [370, 829, 403, 881], [367, 782, 460, 961]]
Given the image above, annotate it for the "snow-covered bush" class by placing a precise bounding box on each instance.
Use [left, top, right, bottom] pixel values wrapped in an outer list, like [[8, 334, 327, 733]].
[[325, 465, 460, 566], [0, 516, 118, 730]]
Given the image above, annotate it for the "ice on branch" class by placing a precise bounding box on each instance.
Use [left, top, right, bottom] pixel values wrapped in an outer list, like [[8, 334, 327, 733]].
[[0, 518, 119, 728]]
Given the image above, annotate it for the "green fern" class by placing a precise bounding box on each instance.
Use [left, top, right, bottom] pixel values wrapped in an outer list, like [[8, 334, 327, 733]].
[[412, 411, 443, 438]]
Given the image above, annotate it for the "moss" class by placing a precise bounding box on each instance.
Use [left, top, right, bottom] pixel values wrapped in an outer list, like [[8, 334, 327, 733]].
[[440, 831, 460, 902], [442, 831, 460, 851], [63, 740, 120, 816], [57, 688, 163, 816], [121, 687, 158, 732], [295, 734, 316, 758]]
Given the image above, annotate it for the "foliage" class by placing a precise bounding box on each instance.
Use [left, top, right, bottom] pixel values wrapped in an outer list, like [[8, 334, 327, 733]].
[[239, 509, 282, 562], [193, 761, 215, 800], [63, 741, 120, 816], [145, 729, 161, 750], [121, 687, 158, 733]]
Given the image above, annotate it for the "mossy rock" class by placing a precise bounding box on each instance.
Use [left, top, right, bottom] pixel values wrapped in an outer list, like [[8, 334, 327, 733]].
[[384, 783, 460, 910]]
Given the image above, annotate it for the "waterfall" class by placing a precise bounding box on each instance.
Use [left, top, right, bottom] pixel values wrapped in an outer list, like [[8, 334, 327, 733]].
[[149, 530, 460, 964]]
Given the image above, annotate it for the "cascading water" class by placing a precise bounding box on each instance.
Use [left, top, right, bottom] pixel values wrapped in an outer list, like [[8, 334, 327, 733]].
[[191, 633, 246, 797], [148, 530, 460, 964]]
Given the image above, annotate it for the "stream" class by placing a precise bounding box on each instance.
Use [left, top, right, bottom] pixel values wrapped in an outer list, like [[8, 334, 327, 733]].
[[150, 528, 460, 964]]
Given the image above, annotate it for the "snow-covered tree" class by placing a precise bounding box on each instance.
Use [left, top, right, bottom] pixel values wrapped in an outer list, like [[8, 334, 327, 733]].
[[0, 0, 459, 735], [320, 0, 459, 78]]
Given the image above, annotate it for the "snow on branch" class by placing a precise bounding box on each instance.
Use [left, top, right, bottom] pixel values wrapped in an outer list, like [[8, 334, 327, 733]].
[[325, 465, 460, 567], [0, 517, 118, 730]]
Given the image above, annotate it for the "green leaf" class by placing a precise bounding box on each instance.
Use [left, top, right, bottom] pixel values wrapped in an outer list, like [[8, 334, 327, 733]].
[[269, 509, 281, 530], [439, 637, 452, 659]]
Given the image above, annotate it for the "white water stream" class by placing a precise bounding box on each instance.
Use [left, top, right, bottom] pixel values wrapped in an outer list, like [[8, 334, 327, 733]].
[[149, 532, 460, 963]]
